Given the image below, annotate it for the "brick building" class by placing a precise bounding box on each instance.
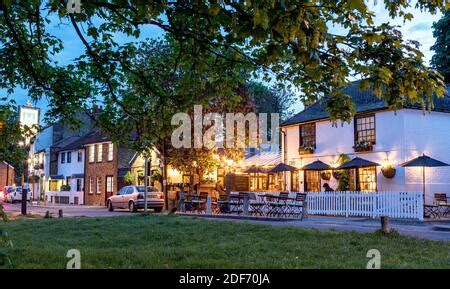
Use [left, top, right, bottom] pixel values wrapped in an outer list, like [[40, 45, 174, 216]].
[[0, 162, 15, 190], [82, 131, 135, 206]]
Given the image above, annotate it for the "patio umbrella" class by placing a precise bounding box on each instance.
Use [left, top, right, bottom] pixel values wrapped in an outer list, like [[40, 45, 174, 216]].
[[400, 154, 449, 203], [268, 162, 297, 173], [302, 160, 331, 171], [269, 163, 297, 191], [337, 157, 380, 169], [244, 166, 268, 191]]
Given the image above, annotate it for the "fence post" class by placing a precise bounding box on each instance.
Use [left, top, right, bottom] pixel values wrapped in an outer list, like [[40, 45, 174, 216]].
[[345, 191, 349, 218], [243, 195, 249, 216], [418, 192, 424, 221], [206, 195, 212, 215]]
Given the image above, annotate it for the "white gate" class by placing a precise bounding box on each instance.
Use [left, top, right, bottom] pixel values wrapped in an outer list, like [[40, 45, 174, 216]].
[[306, 191, 423, 220]]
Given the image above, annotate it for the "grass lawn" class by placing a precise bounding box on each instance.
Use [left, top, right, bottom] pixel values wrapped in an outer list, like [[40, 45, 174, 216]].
[[1, 215, 449, 269]]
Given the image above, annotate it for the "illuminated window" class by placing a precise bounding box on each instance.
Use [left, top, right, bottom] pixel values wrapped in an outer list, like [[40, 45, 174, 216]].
[[305, 171, 320, 192], [358, 167, 377, 192], [97, 144, 103, 162], [107, 143, 114, 161]]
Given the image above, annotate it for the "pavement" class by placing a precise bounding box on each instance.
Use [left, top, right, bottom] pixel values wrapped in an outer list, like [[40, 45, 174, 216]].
[[202, 215, 450, 241], [2, 202, 131, 218], [2, 202, 449, 241]]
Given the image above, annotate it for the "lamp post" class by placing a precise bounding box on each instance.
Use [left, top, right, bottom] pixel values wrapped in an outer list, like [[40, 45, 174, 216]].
[[20, 144, 30, 215]]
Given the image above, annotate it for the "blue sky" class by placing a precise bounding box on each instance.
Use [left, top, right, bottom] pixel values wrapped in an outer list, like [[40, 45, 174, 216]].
[[8, 4, 444, 117]]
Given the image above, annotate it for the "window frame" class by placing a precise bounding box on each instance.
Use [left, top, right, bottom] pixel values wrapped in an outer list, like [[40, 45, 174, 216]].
[[107, 143, 114, 161], [106, 175, 114, 193], [97, 144, 103, 162], [88, 177, 93, 194], [67, 152, 72, 163], [96, 176, 102, 194], [60, 152, 66, 164], [354, 114, 376, 144], [88, 145, 95, 163], [299, 122, 316, 148], [77, 150, 83, 162]]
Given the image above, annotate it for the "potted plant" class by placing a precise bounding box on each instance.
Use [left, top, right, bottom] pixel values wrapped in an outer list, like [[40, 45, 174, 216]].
[[353, 141, 373, 152], [298, 145, 315, 155], [381, 165, 396, 179], [124, 171, 134, 185], [60, 184, 71, 192]]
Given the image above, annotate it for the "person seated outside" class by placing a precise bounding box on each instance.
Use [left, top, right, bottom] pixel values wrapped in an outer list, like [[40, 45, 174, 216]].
[[323, 183, 334, 192]]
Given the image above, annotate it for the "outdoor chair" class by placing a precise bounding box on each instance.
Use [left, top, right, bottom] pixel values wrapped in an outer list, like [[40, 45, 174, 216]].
[[192, 192, 209, 213], [290, 193, 307, 220], [268, 192, 290, 217], [217, 194, 231, 214], [248, 193, 265, 216], [434, 193, 450, 217], [181, 192, 195, 212]]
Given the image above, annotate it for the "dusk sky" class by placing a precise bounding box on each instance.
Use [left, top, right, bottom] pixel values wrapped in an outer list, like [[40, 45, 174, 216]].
[[7, 4, 444, 119]]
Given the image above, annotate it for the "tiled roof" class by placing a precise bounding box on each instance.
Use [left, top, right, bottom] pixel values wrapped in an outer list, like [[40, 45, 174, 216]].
[[282, 83, 450, 126], [59, 131, 109, 151]]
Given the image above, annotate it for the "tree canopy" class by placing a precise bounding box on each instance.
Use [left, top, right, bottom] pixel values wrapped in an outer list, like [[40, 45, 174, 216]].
[[431, 10, 450, 84], [0, 0, 446, 127]]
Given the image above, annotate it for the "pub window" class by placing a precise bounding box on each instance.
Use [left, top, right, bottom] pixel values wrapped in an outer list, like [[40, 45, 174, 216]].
[[305, 171, 320, 192], [355, 115, 376, 144], [60, 152, 65, 164], [77, 150, 83, 162], [299, 123, 316, 148], [358, 167, 377, 192], [67, 152, 72, 163], [291, 170, 299, 191]]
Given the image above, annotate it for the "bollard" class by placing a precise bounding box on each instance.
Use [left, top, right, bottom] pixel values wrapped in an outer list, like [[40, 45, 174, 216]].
[[58, 209, 63, 218], [206, 196, 212, 215], [380, 216, 390, 234], [243, 195, 249, 216]]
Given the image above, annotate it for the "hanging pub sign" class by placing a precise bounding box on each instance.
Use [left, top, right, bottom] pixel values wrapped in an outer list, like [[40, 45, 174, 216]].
[[19, 104, 40, 145]]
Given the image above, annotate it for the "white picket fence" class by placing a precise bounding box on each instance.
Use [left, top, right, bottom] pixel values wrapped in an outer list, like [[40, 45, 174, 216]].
[[306, 191, 423, 220]]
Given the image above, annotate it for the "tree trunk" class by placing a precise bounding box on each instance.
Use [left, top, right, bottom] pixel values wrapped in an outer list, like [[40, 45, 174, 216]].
[[162, 140, 169, 210]]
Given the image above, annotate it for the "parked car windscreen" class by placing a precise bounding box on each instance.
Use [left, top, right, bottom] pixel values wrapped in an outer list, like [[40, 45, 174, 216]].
[[136, 186, 158, 192]]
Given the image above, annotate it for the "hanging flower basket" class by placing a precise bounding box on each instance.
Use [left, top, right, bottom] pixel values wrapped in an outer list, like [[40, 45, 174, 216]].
[[321, 171, 331, 180], [381, 166, 396, 179], [332, 170, 342, 180], [353, 141, 373, 152]]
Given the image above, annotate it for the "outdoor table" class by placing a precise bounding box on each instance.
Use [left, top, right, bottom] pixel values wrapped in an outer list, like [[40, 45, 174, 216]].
[[228, 194, 245, 214], [424, 204, 440, 218], [262, 194, 295, 217]]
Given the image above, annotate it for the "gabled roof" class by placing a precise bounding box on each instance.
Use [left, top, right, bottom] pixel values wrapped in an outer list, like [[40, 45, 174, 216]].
[[281, 83, 450, 126]]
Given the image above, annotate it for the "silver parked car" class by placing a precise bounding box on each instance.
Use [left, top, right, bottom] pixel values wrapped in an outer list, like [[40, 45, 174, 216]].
[[5, 187, 31, 203], [107, 186, 164, 213]]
